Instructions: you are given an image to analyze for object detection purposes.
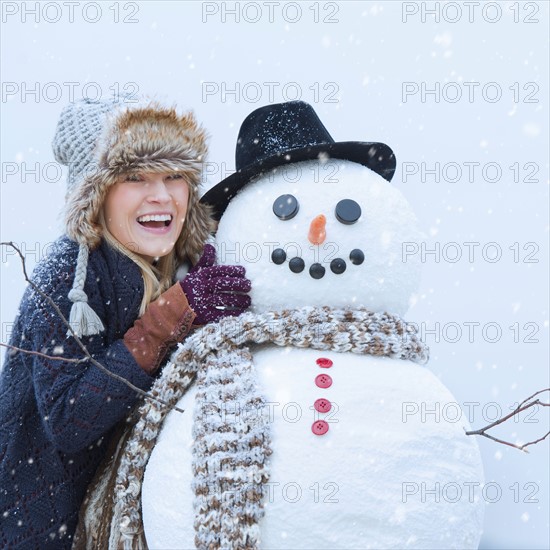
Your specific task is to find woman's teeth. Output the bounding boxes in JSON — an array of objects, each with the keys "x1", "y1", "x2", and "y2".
[
  {"x1": 137, "y1": 214, "x2": 173, "y2": 228},
  {"x1": 137, "y1": 214, "x2": 172, "y2": 223}
]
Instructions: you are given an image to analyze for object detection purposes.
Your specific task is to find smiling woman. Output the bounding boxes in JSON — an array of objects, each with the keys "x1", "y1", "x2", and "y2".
[
  {"x1": 103, "y1": 172, "x2": 190, "y2": 262},
  {"x1": 0, "y1": 95, "x2": 251, "y2": 549}
]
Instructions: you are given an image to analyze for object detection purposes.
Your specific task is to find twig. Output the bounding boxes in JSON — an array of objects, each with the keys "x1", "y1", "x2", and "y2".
[
  {"x1": 0, "y1": 342, "x2": 88, "y2": 364},
  {"x1": 520, "y1": 431, "x2": 550, "y2": 451},
  {"x1": 518, "y1": 388, "x2": 550, "y2": 409},
  {"x1": 465, "y1": 388, "x2": 550, "y2": 452},
  {"x1": 1, "y1": 241, "x2": 183, "y2": 413}
]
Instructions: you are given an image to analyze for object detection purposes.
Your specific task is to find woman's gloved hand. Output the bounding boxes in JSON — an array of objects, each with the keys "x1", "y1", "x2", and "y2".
[
  {"x1": 180, "y1": 244, "x2": 252, "y2": 324},
  {"x1": 123, "y1": 283, "x2": 195, "y2": 375}
]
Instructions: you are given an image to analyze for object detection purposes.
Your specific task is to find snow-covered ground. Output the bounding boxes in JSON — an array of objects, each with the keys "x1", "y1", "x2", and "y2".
[{"x1": 1, "y1": 2, "x2": 548, "y2": 548}]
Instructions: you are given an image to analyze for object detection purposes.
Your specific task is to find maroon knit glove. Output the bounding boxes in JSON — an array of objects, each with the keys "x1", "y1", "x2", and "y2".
[{"x1": 180, "y1": 244, "x2": 251, "y2": 324}]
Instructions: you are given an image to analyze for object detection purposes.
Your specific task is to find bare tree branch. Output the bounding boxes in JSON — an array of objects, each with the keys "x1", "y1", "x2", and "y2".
[
  {"x1": 1, "y1": 241, "x2": 183, "y2": 414},
  {"x1": 465, "y1": 388, "x2": 550, "y2": 452},
  {"x1": 518, "y1": 388, "x2": 550, "y2": 409},
  {"x1": 520, "y1": 431, "x2": 550, "y2": 451},
  {"x1": 0, "y1": 342, "x2": 88, "y2": 364}
]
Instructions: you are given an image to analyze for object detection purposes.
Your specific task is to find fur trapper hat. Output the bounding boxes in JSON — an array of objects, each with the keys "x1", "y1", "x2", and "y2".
[{"x1": 52, "y1": 95, "x2": 214, "y2": 337}]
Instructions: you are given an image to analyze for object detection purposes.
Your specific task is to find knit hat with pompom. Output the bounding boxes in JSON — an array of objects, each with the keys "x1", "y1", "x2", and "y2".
[{"x1": 52, "y1": 94, "x2": 213, "y2": 337}]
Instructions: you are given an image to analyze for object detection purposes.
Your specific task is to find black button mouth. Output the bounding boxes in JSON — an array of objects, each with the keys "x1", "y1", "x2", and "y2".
[
  {"x1": 289, "y1": 257, "x2": 305, "y2": 273},
  {"x1": 270, "y1": 249, "x2": 364, "y2": 279},
  {"x1": 309, "y1": 263, "x2": 326, "y2": 279}
]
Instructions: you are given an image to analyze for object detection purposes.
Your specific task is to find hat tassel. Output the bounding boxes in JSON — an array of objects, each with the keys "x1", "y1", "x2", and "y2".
[{"x1": 67, "y1": 245, "x2": 105, "y2": 338}]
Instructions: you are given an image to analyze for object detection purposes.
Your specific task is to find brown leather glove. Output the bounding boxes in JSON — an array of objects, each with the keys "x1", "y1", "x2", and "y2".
[{"x1": 123, "y1": 283, "x2": 196, "y2": 375}]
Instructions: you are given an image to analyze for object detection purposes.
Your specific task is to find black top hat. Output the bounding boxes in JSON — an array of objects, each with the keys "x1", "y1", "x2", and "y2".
[{"x1": 201, "y1": 101, "x2": 396, "y2": 220}]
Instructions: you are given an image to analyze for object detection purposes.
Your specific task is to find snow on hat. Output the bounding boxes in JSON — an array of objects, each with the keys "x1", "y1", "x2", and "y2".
[{"x1": 52, "y1": 94, "x2": 212, "y2": 337}]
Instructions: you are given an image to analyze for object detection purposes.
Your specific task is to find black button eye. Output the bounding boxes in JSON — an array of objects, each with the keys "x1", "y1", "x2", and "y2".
[
  {"x1": 273, "y1": 194, "x2": 299, "y2": 220},
  {"x1": 335, "y1": 199, "x2": 361, "y2": 225}
]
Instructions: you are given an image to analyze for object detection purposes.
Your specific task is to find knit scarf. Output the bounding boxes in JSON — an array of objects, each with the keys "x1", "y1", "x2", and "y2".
[{"x1": 73, "y1": 306, "x2": 429, "y2": 550}]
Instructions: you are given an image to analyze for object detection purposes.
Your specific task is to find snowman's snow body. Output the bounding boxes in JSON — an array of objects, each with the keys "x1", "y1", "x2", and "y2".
[{"x1": 142, "y1": 160, "x2": 484, "y2": 549}]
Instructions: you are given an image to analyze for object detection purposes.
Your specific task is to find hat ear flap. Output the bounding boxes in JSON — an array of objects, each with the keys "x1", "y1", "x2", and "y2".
[
  {"x1": 176, "y1": 192, "x2": 215, "y2": 265},
  {"x1": 65, "y1": 170, "x2": 117, "y2": 248}
]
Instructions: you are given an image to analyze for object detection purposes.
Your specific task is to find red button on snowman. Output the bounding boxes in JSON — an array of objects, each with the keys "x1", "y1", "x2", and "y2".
[{"x1": 312, "y1": 358, "x2": 334, "y2": 435}]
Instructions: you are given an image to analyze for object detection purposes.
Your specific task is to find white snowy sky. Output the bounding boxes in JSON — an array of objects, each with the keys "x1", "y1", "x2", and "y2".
[{"x1": 1, "y1": 1, "x2": 549, "y2": 548}]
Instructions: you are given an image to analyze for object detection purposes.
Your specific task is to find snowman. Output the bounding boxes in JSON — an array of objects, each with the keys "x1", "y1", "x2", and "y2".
[{"x1": 109, "y1": 102, "x2": 484, "y2": 549}]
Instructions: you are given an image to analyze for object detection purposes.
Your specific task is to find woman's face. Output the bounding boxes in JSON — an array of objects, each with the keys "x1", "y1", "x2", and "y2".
[{"x1": 103, "y1": 172, "x2": 190, "y2": 262}]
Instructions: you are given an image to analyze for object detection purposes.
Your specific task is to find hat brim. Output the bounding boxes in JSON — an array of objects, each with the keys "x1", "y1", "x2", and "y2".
[{"x1": 201, "y1": 141, "x2": 395, "y2": 220}]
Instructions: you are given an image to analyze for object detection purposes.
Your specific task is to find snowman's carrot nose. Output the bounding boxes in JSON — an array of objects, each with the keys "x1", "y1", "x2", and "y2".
[{"x1": 308, "y1": 214, "x2": 326, "y2": 245}]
